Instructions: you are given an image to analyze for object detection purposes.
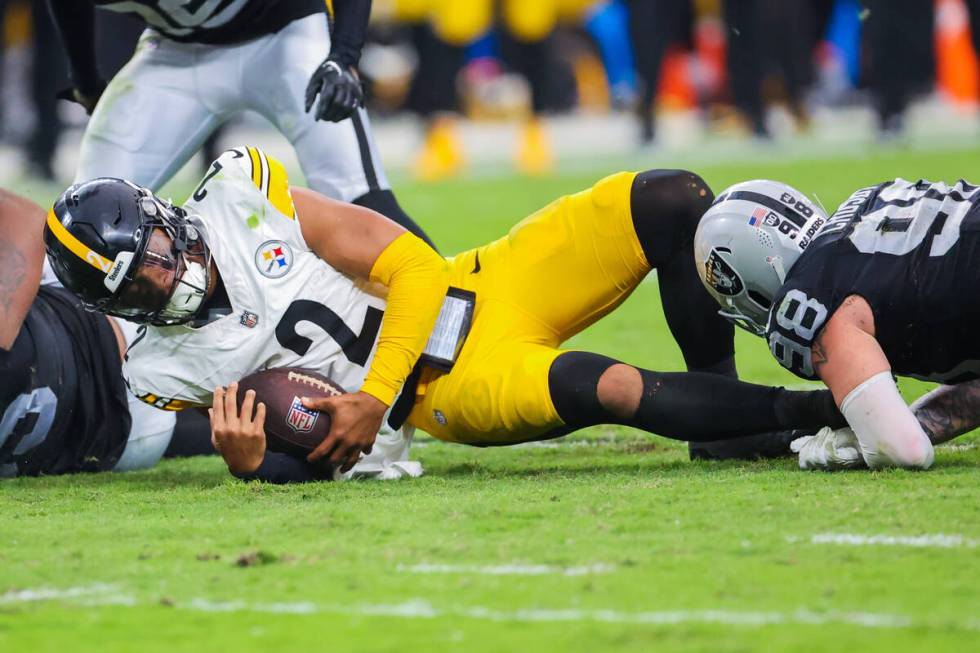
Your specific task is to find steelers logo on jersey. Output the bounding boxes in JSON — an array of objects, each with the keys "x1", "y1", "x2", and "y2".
[{"x1": 255, "y1": 240, "x2": 293, "y2": 278}]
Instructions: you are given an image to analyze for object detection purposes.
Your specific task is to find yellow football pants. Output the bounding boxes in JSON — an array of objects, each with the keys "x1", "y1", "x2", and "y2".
[
  {"x1": 390, "y1": 0, "x2": 601, "y2": 44},
  {"x1": 407, "y1": 171, "x2": 650, "y2": 444}
]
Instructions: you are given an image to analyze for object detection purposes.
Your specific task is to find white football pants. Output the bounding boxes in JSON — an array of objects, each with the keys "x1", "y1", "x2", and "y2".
[
  {"x1": 75, "y1": 13, "x2": 390, "y2": 202},
  {"x1": 111, "y1": 319, "x2": 176, "y2": 472}
]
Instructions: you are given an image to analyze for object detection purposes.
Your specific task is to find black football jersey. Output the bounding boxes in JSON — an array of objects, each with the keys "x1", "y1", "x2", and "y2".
[
  {"x1": 0, "y1": 287, "x2": 131, "y2": 476},
  {"x1": 766, "y1": 178, "x2": 980, "y2": 383},
  {"x1": 94, "y1": 0, "x2": 324, "y2": 44}
]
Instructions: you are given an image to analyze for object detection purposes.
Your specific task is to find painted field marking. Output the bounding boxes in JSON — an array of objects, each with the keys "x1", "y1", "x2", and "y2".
[
  {"x1": 414, "y1": 438, "x2": 623, "y2": 450},
  {"x1": 804, "y1": 533, "x2": 979, "y2": 549},
  {"x1": 3, "y1": 585, "x2": 979, "y2": 632},
  {"x1": 0, "y1": 584, "x2": 118, "y2": 604},
  {"x1": 396, "y1": 563, "x2": 615, "y2": 576},
  {"x1": 942, "y1": 443, "x2": 977, "y2": 452}
]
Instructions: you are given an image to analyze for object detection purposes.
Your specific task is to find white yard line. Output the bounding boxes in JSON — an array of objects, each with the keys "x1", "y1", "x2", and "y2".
[
  {"x1": 942, "y1": 443, "x2": 977, "y2": 452},
  {"x1": 413, "y1": 437, "x2": 632, "y2": 450},
  {"x1": 805, "y1": 533, "x2": 979, "y2": 549},
  {"x1": 3, "y1": 584, "x2": 978, "y2": 632},
  {"x1": 0, "y1": 584, "x2": 118, "y2": 604},
  {"x1": 396, "y1": 563, "x2": 615, "y2": 576}
]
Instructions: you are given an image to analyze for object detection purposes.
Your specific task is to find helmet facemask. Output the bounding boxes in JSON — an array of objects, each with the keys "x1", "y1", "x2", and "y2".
[{"x1": 104, "y1": 192, "x2": 213, "y2": 326}]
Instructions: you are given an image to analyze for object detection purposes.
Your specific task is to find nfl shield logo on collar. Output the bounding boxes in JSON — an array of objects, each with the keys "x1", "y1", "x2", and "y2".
[
  {"x1": 286, "y1": 396, "x2": 318, "y2": 433},
  {"x1": 239, "y1": 310, "x2": 259, "y2": 328}
]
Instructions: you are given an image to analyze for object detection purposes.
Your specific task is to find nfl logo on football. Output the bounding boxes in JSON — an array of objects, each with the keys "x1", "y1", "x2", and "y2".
[{"x1": 286, "y1": 396, "x2": 318, "y2": 433}]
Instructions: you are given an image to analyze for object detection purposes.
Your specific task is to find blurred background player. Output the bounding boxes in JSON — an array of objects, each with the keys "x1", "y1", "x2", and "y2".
[
  {"x1": 392, "y1": 0, "x2": 584, "y2": 178},
  {"x1": 44, "y1": 0, "x2": 433, "y2": 247},
  {"x1": 0, "y1": 0, "x2": 66, "y2": 180},
  {"x1": 0, "y1": 1, "x2": 973, "y2": 183}
]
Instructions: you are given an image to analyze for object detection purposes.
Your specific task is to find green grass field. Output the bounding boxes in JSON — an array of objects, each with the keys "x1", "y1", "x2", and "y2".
[{"x1": 3, "y1": 145, "x2": 980, "y2": 652}]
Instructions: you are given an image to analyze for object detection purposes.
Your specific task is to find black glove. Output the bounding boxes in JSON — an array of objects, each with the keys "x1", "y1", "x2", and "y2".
[
  {"x1": 56, "y1": 79, "x2": 107, "y2": 115},
  {"x1": 304, "y1": 57, "x2": 364, "y2": 123}
]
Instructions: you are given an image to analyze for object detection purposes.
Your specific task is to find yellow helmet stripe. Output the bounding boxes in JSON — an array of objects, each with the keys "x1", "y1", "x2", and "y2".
[{"x1": 46, "y1": 209, "x2": 112, "y2": 273}]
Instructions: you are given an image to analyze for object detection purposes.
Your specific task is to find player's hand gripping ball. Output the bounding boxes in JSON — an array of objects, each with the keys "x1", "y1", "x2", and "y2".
[{"x1": 236, "y1": 368, "x2": 346, "y2": 458}]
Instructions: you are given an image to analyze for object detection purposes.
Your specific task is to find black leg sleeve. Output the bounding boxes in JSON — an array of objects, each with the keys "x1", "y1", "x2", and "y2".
[
  {"x1": 233, "y1": 452, "x2": 334, "y2": 484},
  {"x1": 629, "y1": 169, "x2": 735, "y2": 371},
  {"x1": 627, "y1": 370, "x2": 844, "y2": 442},
  {"x1": 548, "y1": 352, "x2": 845, "y2": 440},
  {"x1": 166, "y1": 412, "x2": 332, "y2": 481},
  {"x1": 352, "y1": 188, "x2": 438, "y2": 252},
  {"x1": 164, "y1": 410, "x2": 216, "y2": 458}
]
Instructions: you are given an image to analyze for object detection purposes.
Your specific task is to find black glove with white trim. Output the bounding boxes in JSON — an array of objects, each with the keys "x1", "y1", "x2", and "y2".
[{"x1": 305, "y1": 56, "x2": 364, "y2": 123}]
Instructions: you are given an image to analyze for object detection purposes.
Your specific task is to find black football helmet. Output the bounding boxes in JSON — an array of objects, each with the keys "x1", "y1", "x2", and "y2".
[{"x1": 45, "y1": 178, "x2": 212, "y2": 326}]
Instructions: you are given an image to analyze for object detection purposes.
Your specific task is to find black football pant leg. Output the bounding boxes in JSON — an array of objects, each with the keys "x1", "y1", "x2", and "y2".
[
  {"x1": 966, "y1": 0, "x2": 980, "y2": 61},
  {"x1": 863, "y1": 0, "x2": 936, "y2": 129},
  {"x1": 164, "y1": 410, "x2": 215, "y2": 457},
  {"x1": 499, "y1": 31, "x2": 573, "y2": 114},
  {"x1": 627, "y1": 0, "x2": 693, "y2": 142},
  {"x1": 28, "y1": 0, "x2": 66, "y2": 177},
  {"x1": 629, "y1": 169, "x2": 735, "y2": 374},
  {"x1": 406, "y1": 23, "x2": 465, "y2": 117},
  {"x1": 721, "y1": 0, "x2": 767, "y2": 136}
]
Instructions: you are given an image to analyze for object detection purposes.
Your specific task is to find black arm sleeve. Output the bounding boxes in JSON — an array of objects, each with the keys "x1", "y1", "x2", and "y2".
[
  {"x1": 232, "y1": 452, "x2": 334, "y2": 484},
  {"x1": 46, "y1": 0, "x2": 101, "y2": 93},
  {"x1": 328, "y1": 0, "x2": 372, "y2": 68}
]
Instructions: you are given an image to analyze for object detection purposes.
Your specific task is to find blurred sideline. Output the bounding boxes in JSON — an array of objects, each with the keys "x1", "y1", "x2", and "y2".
[{"x1": 1, "y1": 96, "x2": 978, "y2": 194}]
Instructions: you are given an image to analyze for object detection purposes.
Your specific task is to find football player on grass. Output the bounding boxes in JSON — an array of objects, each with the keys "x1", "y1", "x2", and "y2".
[
  {"x1": 48, "y1": 147, "x2": 854, "y2": 483},
  {"x1": 696, "y1": 178, "x2": 980, "y2": 470},
  {"x1": 46, "y1": 0, "x2": 433, "y2": 248},
  {"x1": 0, "y1": 189, "x2": 176, "y2": 476}
]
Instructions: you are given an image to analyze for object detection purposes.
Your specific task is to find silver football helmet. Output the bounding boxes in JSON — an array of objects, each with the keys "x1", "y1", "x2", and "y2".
[{"x1": 693, "y1": 179, "x2": 828, "y2": 335}]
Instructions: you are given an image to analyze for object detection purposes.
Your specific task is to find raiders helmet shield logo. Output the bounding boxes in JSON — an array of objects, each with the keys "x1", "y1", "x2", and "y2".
[
  {"x1": 705, "y1": 249, "x2": 744, "y2": 296},
  {"x1": 286, "y1": 396, "x2": 318, "y2": 433}
]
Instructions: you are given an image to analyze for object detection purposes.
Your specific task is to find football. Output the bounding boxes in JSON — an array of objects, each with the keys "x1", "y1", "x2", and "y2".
[{"x1": 236, "y1": 367, "x2": 345, "y2": 458}]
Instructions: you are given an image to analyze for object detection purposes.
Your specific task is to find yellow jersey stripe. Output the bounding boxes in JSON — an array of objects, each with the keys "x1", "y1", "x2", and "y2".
[
  {"x1": 258, "y1": 149, "x2": 270, "y2": 197},
  {"x1": 263, "y1": 153, "x2": 296, "y2": 219},
  {"x1": 45, "y1": 209, "x2": 112, "y2": 273},
  {"x1": 164, "y1": 399, "x2": 191, "y2": 411},
  {"x1": 247, "y1": 147, "x2": 263, "y2": 191}
]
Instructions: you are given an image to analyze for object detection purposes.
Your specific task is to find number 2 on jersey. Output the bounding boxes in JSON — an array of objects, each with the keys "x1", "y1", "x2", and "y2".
[{"x1": 275, "y1": 300, "x2": 384, "y2": 367}]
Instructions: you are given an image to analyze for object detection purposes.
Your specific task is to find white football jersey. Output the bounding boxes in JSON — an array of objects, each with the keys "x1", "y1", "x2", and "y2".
[{"x1": 123, "y1": 147, "x2": 414, "y2": 476}]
